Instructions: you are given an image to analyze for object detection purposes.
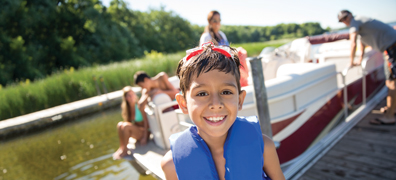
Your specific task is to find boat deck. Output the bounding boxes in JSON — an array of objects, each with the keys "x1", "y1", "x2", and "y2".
[{"x1": 298, "y1": 98, "x2": 396, "y2": 180}]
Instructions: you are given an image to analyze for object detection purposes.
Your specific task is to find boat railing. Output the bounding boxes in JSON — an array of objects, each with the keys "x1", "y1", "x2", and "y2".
[
  {"x1": 339, "y1": 55, "x2": 371, "y2": 118},
  {"x1": 283, "y1": 51, "x2": 381, "y2": 179}
]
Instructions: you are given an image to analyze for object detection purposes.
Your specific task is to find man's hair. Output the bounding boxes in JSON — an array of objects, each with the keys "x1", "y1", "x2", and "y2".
[
  {"x1": 134, "y1": 71, "x2": 150, "y2": 85},
  {"x1": 341, "y1": 10, "x2": 351, "y2": 15},
  {"x1": 176, "y1": 45, "x2": 242, "y2": 96},
  {"x1": 338, "y1": 10, "x2": 352, "y2": 22}
]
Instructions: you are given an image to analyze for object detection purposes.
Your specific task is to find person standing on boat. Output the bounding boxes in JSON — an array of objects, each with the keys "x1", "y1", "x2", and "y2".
[
  {"x1": 161, "y1": 42, "x2": 285, "y2": 180},
  {"x1": 338, "y1": 10, "x2": 396, "y2": 125},
  {"x1": 113, "y1": 86, "x2": 148, "y2": 160},
  {"x1": 200, "y1": 11, "x2": 249, "y2": 87}
]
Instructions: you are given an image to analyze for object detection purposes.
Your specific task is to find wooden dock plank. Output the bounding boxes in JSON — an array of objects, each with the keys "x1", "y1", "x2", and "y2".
[
  {"x1": 320, "y1": 155, "x2": 396, "y2": 179},
  {"x1": 299, "y1": 98, "x2": 396, "y2": 180},
  {"x1": 348, "y1": 127, "x2": 396, "y2": 141},
  {"x1": 310, "y1": 160, "x2": 388, "y2": 180},
  {"x1": 325, "y1": 140, "x2": 396, "y2": 170},
  {"x1": 334, "y1": 138, "x2": 396, "y2": 161},
  {"x1": 309, "y1": 160, "x2": 356, "y2": 180},
  {"x1": 343, "y1": 131, "x2": 396, "y2": 149}
]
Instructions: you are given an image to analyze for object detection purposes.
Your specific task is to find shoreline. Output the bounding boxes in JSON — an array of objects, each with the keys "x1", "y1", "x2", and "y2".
[{"x1": 0, "y1": 87, "x2": 141, "y2": 139}]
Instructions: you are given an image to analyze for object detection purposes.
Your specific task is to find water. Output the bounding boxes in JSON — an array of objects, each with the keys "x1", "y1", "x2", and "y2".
[{"x1": 0, "y1": 108, "x2": 156, "y2": 180}]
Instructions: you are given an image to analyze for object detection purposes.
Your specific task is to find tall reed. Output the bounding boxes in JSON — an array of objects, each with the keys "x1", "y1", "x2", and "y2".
[
  {"x1": 0, "y1": 51, "x2": 184, "y2": 120},
  {"x1": 0, "y1": 41, "x2": 286, "y2": 120}
]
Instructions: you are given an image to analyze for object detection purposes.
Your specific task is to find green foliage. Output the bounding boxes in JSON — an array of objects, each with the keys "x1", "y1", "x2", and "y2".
[
  {"x1": 0, "y1": 52, "x2": 184, "y2": 120},
  {"x1": 222, "y1": 22, "x2": 326, "y2": 44},
  {"x1": 232, "y1": 39, "x2": 292, "y2": 56},
  {"x1": 0, "y1": 0, "x2": 328, "y2": 120},
  {"x1": 0, "y1": 0, "x2": 326, "y2": 87},
  {"x1": 0, "y1": 0, "x2": 198, "y2": 87}
]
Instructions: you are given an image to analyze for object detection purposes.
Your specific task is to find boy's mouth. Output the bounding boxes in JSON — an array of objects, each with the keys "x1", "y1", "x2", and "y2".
[{"x1": 203, "y1": 115, "x2": 227, "y2": 125}]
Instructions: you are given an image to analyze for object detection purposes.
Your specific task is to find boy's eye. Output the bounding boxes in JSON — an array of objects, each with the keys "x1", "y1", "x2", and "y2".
[
  {"x1": 197, "y1": 92, "x2": 208, "y2": 96},
  {"x1": 221, "y1": 90, "x2": 233, "y2": 95}
]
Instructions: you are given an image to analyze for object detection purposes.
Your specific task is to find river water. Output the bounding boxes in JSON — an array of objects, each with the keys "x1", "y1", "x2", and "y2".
[{"x1": 0, "y1": 107, "x2": 156, "y2": 180}]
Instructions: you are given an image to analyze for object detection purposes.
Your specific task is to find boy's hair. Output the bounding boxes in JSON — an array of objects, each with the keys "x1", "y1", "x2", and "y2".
[
  {"x1": 177, "y1": 45, "x2": 241, "y2": 96},
  {"x1": 134, "y1": 71, "x2": 151, "y2": 85}
]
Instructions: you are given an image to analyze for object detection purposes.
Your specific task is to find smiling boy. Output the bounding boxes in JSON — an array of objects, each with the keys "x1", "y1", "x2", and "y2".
[{"x1": 160, "y1": 42, "x2": 285, "y2": 180}]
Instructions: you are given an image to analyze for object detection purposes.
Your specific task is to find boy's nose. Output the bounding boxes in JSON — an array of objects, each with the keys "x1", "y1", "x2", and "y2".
[{"x1": 209, "y1": 94, "x2": 224, "y2": 109}]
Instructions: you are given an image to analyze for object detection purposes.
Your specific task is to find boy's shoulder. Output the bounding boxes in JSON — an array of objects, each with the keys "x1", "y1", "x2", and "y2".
[
  {"x1": 234, "y1": 116, "x2": 260, "y2": 127},
  {"x1": 236, "y1": 116, "x2": 259, "y2": 122},
  {"x1": 169, "y1": 126, "x2": 195, "y2": 146}
]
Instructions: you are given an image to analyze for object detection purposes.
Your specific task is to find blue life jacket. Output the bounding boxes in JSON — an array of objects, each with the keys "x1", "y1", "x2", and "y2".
[{"x1": 169, "y1": 116, "x2": 271, "y2": 180}]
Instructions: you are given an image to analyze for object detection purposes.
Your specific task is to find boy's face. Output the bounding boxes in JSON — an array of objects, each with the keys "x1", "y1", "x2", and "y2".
[{"x1": 176, "y1": 70, "x2": 246, "y2": 140}]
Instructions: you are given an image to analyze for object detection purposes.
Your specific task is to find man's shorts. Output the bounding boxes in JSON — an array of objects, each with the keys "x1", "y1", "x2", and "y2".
[{"x1": 385, "y1": 41, "x2": 396, "y2": 80}]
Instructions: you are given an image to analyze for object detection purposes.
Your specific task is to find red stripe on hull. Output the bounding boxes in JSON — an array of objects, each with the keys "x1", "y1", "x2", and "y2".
[
  {"x1": 276, "y1": 67, "x2": 385, "y2": 164},
  {"x1": 347, "y1": 67, "x2": 385, "y2": 105},
  {"x1": 271, "y1": 111, "x2": 304, "y2": 136},
  {"x1": 276, "y1": 95, "x2": 343, "y2": 163}
]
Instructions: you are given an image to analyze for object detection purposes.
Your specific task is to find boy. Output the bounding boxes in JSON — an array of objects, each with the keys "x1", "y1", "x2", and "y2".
[
  {"x1": 161, "y1": 42, "x2": 285, "y2": 179},
  {"x1": 134, "y1": 71, "x2": 179, "y2": 145}
]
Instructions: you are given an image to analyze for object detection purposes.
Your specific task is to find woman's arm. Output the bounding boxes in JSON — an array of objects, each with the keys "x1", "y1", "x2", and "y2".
[
  {"x1": 161, "y1": 150, "x2": 178, "y2": 180},
  {"x1": 199, "y1": 32, "x2": 212, "y2": 46},
  {"x1": 137, "y1": 88, "x2": 150, "y2": 145},
  {"x1": 262, "y1": 134, "x2": 285, "y2": 180}
]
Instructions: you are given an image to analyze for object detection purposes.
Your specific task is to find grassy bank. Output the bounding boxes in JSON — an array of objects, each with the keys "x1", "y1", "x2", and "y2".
[
  {"x1": 0, "y1": 40, "x2": 288, "y2": 120},
  {"x1": 0, "y1": 51, "x2": 183, "y2": 120},
  {"x1": 233, "y1": 38, "x2": 293, "y2": 56}
]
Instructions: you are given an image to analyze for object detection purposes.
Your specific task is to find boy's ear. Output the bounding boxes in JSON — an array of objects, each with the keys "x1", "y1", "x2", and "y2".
[
  {"x1": 238, "y1": 90, "x2": 246, "y2": 110},
  {"x1": 175, "y1": 93, "x2": 188, "y2": 114}
]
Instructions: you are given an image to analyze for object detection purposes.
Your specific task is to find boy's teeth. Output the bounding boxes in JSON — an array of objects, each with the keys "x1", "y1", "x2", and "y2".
[{"x1": 207, "y1": 116, "x2": 224, "y2": 122}]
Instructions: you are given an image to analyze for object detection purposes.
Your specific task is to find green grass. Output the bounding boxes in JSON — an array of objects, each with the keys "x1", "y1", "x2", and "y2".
[
  {"x1": 232, "y1": 39, "x2": 293, "y2": 56},
  {"x1": 0, "y1": 51, "x2": 184, "y2": 120},
  {"x1": 0, "y1": 40, "x2": 290, "y2": 120}
]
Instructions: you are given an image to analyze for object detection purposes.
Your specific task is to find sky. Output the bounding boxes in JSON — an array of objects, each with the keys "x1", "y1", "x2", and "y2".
[{"x1": 101, "y1": 0, "x2": 396, "y2": 29}]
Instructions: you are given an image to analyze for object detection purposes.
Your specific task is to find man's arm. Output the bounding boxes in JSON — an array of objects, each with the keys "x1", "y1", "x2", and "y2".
[
  {"x1": 158, "y1": 73, "x2": 179, "y2": 100},
  {"x1": 357, "y1": 41, "x2": 366, "y2": 65},
  {"x1": 349, "y1": 32, "x2": 358, "y2": 67},
  {"x1": 262, "y1": 135, "x2": 285, "y2": 180}
]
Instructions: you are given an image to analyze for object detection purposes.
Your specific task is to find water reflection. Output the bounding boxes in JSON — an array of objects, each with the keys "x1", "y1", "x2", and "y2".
[{"x1": 0, "y1": 108, "x2": 156, "y2": 180}]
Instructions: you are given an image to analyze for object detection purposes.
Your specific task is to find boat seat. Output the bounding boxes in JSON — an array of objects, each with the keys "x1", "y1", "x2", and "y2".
[
  {"x1": 168, "y1": 76, "x2": 180, "y2": 89},
  {"x1": 146, "y1": 93, "x2": 180, "y2": 150},
  {"x1": 241, "y1": 63, "x2": 338, "y2": 120}
]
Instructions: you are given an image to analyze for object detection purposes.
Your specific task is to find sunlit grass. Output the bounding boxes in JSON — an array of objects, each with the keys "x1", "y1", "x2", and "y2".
[
  {"x1": 232, "y1": 38, "x2": 293, "y2": 56},
  {"x1": 0, "y1": 40, "x2": 289, "y2": 120},
  {"x1": 0, "y1": 52, "x2": 184, "y2": 120}
]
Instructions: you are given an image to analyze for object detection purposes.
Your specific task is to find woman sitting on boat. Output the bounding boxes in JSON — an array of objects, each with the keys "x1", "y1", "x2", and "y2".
[
  {"x1": 200, "y1": 10, "x2": 229, "y2": 46},
  {"x1": 200, "y1": 10, "x2": 249, "y2": 87},
  {"x1": 113, "y1": 86, "x2": 148, "y2": 160}
]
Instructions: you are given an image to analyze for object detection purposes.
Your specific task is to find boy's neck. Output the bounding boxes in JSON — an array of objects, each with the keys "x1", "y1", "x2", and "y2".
[{"x1": 201, "y1": 133, "x2": 227, "y2": 153}]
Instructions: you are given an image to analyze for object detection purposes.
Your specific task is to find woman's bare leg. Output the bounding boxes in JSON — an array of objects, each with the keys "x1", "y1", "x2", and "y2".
[{"x1": 113, "y1": 122, "x2": 144, "y2": 159}]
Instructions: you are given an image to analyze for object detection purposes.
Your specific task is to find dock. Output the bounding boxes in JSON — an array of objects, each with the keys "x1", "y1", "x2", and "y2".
[{"x1": 297, "y1": 97, "x2": 396, "y2": 180}]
